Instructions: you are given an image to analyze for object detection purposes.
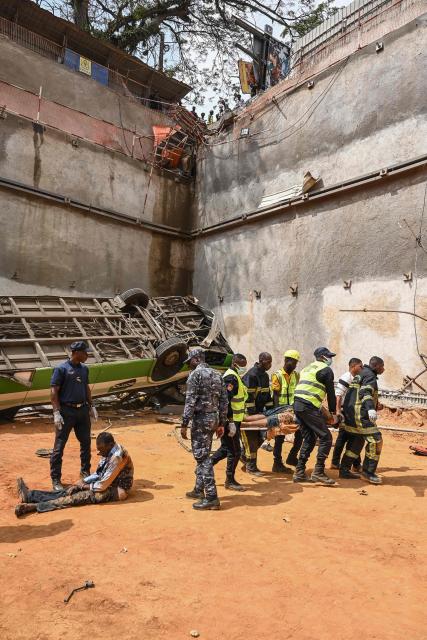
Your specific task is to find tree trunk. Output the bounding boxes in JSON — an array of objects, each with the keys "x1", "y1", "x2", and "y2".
[{"x1": 72, "y1": 0, "x2": 90, "y2": 30}]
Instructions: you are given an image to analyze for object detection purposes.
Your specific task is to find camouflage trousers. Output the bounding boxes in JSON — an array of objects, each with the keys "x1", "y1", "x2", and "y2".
[
  {"x1": 191, "y1": 414, "x2": 218, "y2": 500},
  {"x1": 27, "y1": 487, "x2": 119, "y2": 513}
]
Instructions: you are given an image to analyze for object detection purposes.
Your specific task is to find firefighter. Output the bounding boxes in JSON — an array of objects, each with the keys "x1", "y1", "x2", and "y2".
[
  {"x1": 340, "y1": 356, "x2": 385, "y2": 484},
  {"x1": 241, "y1": 352, "x2": 273, "y2": 476},
  {"x1": 271, "y1": 349, "x2": 301, "y2": 473},
  {"x1": 293, "y1": 347, "x2": 337, "y2": 485},
  {"x1": 211, "y1": 353, "x2": 247, "y2": 491},
  {"x1": 330, "y1": 357, "x2": 363, "y2": 470}
]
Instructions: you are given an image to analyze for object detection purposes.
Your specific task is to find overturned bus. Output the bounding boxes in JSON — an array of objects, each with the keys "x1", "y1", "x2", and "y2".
[{"x1": 0, "y1": 289, "x2": 232, "y2": 419}]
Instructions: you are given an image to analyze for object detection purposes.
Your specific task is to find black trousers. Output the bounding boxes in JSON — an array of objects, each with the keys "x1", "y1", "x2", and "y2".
[
  {"x1": 273, "y1": 429, "x2": 303, "y2": 464},
  {"x1": 50, "y1": 405, "x2": 91, "y2": 481},
  {"x1": 211, "y1": 423, "x2": 242, "y2": 482},
  {"x1": 241, "y1": 429, "x2": 263, "y2": 469},
  {"x1": 294, "y1": 405, "x2": 332, "y2": 473},
  {"x1": 332, "y1": 428, "x2": 362, "y2": 467}
]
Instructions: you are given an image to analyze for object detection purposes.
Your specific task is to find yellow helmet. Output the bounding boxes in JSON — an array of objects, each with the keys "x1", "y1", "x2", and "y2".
[{"x1": 284, "y1": 349, "x2": 300, "y2": 361}]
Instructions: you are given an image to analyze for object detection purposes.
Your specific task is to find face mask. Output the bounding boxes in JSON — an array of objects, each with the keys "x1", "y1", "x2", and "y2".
[
  {"x1": 324, "y1": 357, "x2": 333, "y2": 367},
  {"x1": 236, "y1": 366, "x2": 247, "y2": 376}
]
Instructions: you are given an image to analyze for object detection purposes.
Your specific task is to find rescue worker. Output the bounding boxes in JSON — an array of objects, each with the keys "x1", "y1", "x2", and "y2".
[
  {"x1": 241, "y1": 352, "x2": 273, "y2": 476},
  {"x1": 330, "y1": 357, "x2": 363, "y2": 470},
  {"x1": 211, "y1": 353, "x2": 247, "y2": 492},
  {"x1": 340, "y1": 356, "x2": 385, "y2": 484},
  {"x1": 271, "y1": 349, "x2": 301, "y2": 473},
  {"x1": 293, "y1": 347, "x2": 337, "y2": 485},
  {"x1": 181, "y1": 348, "x2": 228, "y2": 510},
  {"x1": 50, "y1": 340, "x2": 98, "y2": 491}
]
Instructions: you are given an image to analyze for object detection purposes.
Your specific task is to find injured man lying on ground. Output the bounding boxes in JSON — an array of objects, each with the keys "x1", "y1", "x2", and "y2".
[{"x1": 15, "y1": 432, "x2": 134, "y2": 518}]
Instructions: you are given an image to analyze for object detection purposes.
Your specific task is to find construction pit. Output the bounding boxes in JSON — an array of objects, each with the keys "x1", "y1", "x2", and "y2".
[{"x1": 0, "y1": 407, "x2": 426, "y2": 640}]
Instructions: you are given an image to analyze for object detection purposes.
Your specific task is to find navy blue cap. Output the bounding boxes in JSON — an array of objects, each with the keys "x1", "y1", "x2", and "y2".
[
  {"x1": 314, "y1": 346, "x2": 336, "y2": 359},
  {"x1": 70, "y1": 340, "x2": 91, "y2": 352}
]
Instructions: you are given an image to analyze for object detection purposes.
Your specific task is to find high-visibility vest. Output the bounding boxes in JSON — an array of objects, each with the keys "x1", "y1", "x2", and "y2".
[
  {"x1": 294, "y1": 361, "x2": 328, "y2": 408},
  {"x1": 274, "y1": 369, "x2": 299, "y2": 406},
  {"x1": 224, "y1": 368, "x2": 248, "y2": 422}
]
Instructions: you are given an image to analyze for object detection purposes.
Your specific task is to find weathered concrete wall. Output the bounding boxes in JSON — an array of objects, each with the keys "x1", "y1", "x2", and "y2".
[
  {"x1": 0, "y1": 37, "x2": 193, "y2": 297},
  {"x1": 193, "y1": 10, "x2": 427, "y2": 389}
]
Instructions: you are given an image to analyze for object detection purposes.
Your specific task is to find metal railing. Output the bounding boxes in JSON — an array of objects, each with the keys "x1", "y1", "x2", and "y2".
[{"x1": 0, "y1": 16, "x2": 63, "y2": 61}]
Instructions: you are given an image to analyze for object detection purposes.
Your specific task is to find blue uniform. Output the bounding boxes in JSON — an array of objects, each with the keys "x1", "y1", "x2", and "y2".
[
  {"x1": 50, "y1": 360, "x2": 89, "y2": 404},
  {"x1": 50, "y1": 359, "x2": 91, "y2": 482}
]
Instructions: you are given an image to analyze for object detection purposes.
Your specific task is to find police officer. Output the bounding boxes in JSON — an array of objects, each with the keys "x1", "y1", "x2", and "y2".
[
  {"x1": 211, "y1": 353, "x2": 247, "y2": 492},
  {"x1": 50, "y1": 341, "x2": 98, "y2": 491},
  {"x1": 241, "y1": 352, "x2": 273, "y2": 476},
  {"x1": 271, "y1": 349, "x2": 301, "y2": 473},
  {"x1": 181, "y1": 348, "x2": 228, "y2": 510},
  {"x1": 293, "y1": 347, "x2": 337, "y2": 485},
  {"x1": 340, "y1": 356, "x2": 385, "y2": 484}
]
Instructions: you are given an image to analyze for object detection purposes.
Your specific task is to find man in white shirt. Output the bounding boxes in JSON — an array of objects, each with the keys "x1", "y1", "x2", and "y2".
[{"x1": 331, "y1": 358, "x2": 363, "y2": 470}]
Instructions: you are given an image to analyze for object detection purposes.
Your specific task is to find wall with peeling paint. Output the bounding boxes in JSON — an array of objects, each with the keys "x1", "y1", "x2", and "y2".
[
  {"x1": 193, "y1": 10, "x2": 427, "y2": 389},
  {"x1": 0, "y1": 37, "x2": 193, "y2": 298}
]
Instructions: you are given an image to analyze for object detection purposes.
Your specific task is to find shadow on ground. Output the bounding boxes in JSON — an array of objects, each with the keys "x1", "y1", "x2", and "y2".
[{"x1": 0, "y1": 518, "x2": 74, "y2": 543}]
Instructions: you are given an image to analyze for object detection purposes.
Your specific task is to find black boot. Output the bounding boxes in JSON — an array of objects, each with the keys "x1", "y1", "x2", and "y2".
[
  {"x1": 293, "y1": 462, "x2": 311, "y2": 483},
  {"x1": 362, "y1": 472, "x2": 382, "y2": 485},
  {"x1": 225, "y1": 479, "x2": 245, "y2": 491},
  {"x1": 192, "y1": 497, "x2": 221, "y2": 510},
  {"x1": 339, "y1": 454, "x2": 361, "y2": 479},
  {"x1": 186, "y1": 488, "x2": 204, "y2": 499},
  {"x1": 52, "y1": 479, "x2": 64, "y2": 492},
  {"x1": 246, "y1": 461, "x2": 264, "y2": 477},
  {"x1": 311, "y1": 465, "x2": 336, "y2": 486},
  {"x1": 272, "y1": 460, "x2": 293, "y2": 474}
]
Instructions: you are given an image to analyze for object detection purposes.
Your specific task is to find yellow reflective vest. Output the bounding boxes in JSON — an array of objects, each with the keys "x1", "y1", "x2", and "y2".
[
  {"x1": 273, "y1": 369, "x2": 300, "y2": 406},
  {"x1": 223, "y1": 368, "x2": 248, "y2": 422},
  {"x1": 294, "y1": 361, "x2": 328, "y2": 408}
]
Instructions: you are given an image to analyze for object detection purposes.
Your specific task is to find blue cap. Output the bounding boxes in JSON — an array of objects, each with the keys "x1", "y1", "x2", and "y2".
[
  {"x1": 314, "y1": 346, "x2": 336, "y2": 359},
  {"x1": 70, "y1": 340, "x2": 91, "y2": 352}
]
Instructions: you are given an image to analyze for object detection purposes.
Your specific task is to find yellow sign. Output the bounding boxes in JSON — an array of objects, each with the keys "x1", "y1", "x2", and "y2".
[
  {"x1": 238, "y1": 60, "x2": 255, "y2": 94},
  {"x1": 79, "y1": 56, "x2": 92, "y2": 76}
]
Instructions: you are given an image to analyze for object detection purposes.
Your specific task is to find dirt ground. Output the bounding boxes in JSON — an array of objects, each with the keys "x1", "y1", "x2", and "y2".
[{"x1": 0, "y1": 413, "x2": 426, "y2": 640}]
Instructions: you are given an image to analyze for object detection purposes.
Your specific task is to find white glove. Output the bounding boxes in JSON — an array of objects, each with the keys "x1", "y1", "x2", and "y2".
[
  {"x1": 90, "y1": 406, "x2": 99, "y2": 421},
  {"x1": 53, "y1": 410, "x2": 64, "y2": 429},
  {"x1": 228, "y1": 422, "x2": 237, "y2": 437},
  {"x1": 368, "y1": 409, "x2": 377, "y2": 423}
]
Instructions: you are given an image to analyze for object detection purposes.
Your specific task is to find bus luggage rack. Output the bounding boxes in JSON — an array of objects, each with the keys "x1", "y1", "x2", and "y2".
[{"x1": 0, "y1": 295, "x2": 228, "y2": 372}]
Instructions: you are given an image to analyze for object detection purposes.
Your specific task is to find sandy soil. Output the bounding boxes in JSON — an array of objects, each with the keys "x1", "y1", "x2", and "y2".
[{"x1": 0, "y1": 413, "x2": 426, "y2": 640}]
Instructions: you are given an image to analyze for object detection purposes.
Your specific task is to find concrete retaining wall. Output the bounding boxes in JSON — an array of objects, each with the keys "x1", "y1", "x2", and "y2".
[
  {"x1": 193, "y1": 10, "x2": 427, "y2": 389},
  {"x1": 0, "y1": 36, "x2": 193, "y2": 297}
]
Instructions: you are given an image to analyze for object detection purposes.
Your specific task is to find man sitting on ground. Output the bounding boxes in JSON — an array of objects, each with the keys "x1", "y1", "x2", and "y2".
[{"x1": 15, "y1": 432, "x2": 133, "y2": 517}]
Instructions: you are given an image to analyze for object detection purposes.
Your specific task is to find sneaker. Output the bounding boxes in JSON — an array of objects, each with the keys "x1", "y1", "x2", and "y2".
[
  {"x1": 225, "y1": 480, "x2": 246, "y2": 492},
  {"x1": 310, "y1": 472, "x2": 336, "y2": 486},
  {"x1": 16, "y1": 477, "x2": 29, "y2": 503},
  {"x1": 186, "y1": 489, "x2": 204, "y2": 499},
  {"x1": 272, "y1": 461, "x2": 293, "y2": 474},
  {"x1": 362, "y1": 472, "x2": 382, "y2": 485},
  {"x1": 339, "y1": 470, "x2": 361, "y2": 479},
  {"x1": 52, "y1": 480, "x2": 64, "y2": 492},
  {"x1": 192, "y1": 497, "x2": 221, "y2": 511},
  {"x1": 15, "y1": 503, "x2": 37, "y2": 518},
  {"x1": 293, "y1": 472, "x2": 312, "y2": 483},
  {"x1": 261, "y1": 442, "x2": 274, "y2": 452}
]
